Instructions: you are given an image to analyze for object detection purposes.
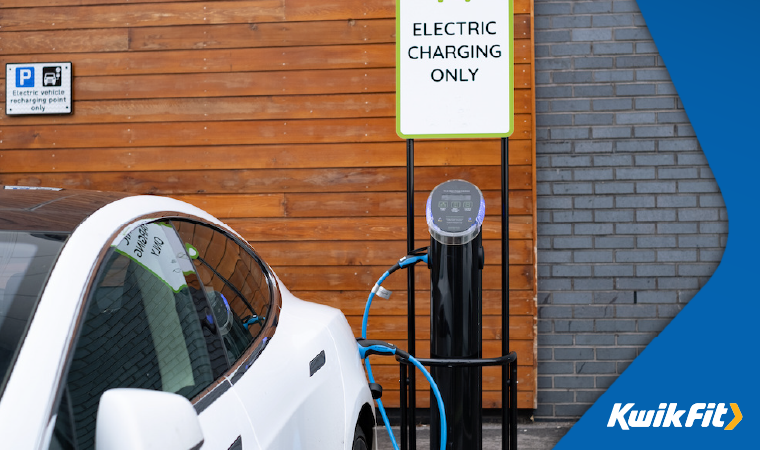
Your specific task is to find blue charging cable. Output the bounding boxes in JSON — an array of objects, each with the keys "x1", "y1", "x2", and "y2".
[
  {"x1": 357, "y1": 340, "x2": 447, "y2": 450},
  {"x1": 358, "y1": 253, "x2": 447, "y2": 450},
  {"x1": 361, "y1": 254, "x2": 428, "y2": 340},
  {"x1": 242, "y1": 315, "x2": 264, "y2": 329}
]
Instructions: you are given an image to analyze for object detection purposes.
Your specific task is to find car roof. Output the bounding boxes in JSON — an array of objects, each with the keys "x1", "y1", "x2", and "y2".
[{"x1": 0, "y1": 187, "x2": 135, "y2": 233}]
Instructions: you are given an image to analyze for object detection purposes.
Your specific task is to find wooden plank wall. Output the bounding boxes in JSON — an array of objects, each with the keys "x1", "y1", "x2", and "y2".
[{"x1": 0, "y1": 0, "x2": 537, "y2": 409}]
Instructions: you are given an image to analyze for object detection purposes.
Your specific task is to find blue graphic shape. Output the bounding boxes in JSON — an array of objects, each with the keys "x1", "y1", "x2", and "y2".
[
  {"x1": 555, "y1": 1, "x2": 757, "y2": 448},
  {"x1": 15, "y1": 67, "x2": 34, "y2": 88}
]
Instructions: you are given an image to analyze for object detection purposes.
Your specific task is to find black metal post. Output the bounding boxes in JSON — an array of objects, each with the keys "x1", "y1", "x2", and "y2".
[
  {"x1": 400, "y1": 363, "x2": 407, "y2": 450},
  {"x1": 429, "y1": 231, "x2": 483, "y2": 450},
  {"x1": 406, "y1": 138, "x2": 417, "y2": 450},
  {"x1": 501, "y1": 137, "x2": 510, "y2": 450},
  {"x1": 510, "y1": 359, "x2": 518, "y2": 450}
]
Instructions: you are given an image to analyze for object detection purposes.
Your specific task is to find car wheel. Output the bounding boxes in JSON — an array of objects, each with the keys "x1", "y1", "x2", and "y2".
[{"x1": 352, "y1": 422, "x2": 369, "y2": 450}]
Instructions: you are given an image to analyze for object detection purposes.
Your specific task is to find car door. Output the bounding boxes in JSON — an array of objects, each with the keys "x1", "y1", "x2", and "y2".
[
  {"x1": 171, "y1": 219, "x2": 350, "y2": 449},
  {"x1": 170, "y1": 219, "x2": 284, "y2": 442},
  {"x1": 47, "y1": 220, "x2": 259, "y2": 450}
]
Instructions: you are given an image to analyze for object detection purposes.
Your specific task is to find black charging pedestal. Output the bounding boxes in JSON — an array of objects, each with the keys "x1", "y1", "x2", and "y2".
[
  {"x1": 399, "y1": 139, "x2": 517, "y2": 450},
  {"x1": 427, "y1": 179, "x2": 485, "y2": 450}
]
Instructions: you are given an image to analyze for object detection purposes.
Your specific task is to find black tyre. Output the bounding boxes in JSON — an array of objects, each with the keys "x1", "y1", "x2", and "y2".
[{"x1": 352, "y1": 422, "x2": 369, "y2": 450}]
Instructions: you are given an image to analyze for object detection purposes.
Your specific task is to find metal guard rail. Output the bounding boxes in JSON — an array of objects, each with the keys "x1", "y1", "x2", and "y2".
[{"x1": 395, "y1": 352, "x2": 518, "y2": 450}]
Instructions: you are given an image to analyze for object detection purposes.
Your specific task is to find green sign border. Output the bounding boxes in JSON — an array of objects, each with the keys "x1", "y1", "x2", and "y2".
[{"x1": 395, "y1": 0, "x2": 515, "y2": 139}]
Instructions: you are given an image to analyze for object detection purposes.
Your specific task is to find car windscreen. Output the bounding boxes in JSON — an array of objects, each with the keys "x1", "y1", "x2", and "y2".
[{"x1": 0, "y1": 232, "x2": 68, "y2": 400}]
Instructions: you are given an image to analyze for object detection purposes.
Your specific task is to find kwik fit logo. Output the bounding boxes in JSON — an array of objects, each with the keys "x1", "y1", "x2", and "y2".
[{"x1": 608, "y1": 403, "x2": 742, "y2": 430}]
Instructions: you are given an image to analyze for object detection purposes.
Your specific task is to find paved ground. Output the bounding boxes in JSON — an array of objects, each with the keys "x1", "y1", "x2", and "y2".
[{"x1": 374, "y1": 422, "x2": 574, "y2": 450}]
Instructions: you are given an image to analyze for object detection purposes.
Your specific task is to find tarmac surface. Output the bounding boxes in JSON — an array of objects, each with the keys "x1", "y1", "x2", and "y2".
[{"x1": 374, "y1": 422, "x2": 574, "y2": 450}]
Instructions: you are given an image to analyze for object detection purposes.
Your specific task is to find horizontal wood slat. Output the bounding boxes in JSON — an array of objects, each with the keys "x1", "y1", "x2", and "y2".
[
  {"x1": 375, "y1": 376, "x2": 535, "y2": 406},
  {"x1": 382, "y1": 390, "x2": 535, "y2": 410},
  {"x1": 0, "y1": 17, "x2": 530, "y2": 57},
  {"x1": 365, "y1": 341, "x2": 535, "y2": 366},
  {"x1": 369, "y1": 365, "x2": 535, "y2": 390},
  {"x1": 0, "y1": 28, "x2": 129, "y2": 54},
  {"x1": 0, "y1": 0, "x2": 531, "y2": 31},
  {"x1": 0, "y1": 167, "x2": 530, "y2": 194},
  {"x1": 374, "y1": 370, "x2": 534, "y2": 394},
  {"x1": 226, "y1": 216, "x2": 534, "y2": 241},
  {"x1": 0, "y1": 90, "x2": 534, "y2": 125},
  {"x1": 1, "y1": 43, "x2": 396, "y2": 75},
  {"x1": 170, "y1": 190, "x2": 534, "y2": 216},
  {"x1": 515, "y1": 13, "x2": 531, "y2": 40},
  {"x1": 279, "y1": 0, "x2": 394, "y2": 23},
  {"x1": 246, "y1": 239, "x2": 533, "y2": 265},
  {"x1": 0, "y1": 140, "x2": 533, "y2": 171},
  {"x1": 0, "y1": 1, "x2": 290, "y2": 32},
  {"x1": 0, "y1": 94, "x2": 397, "y2": 124},
  {"x1": 0, "y1": 117, "x2": 533, "y2": 149},
  {"x1": 1, "y1": 68, "x2": 391, "y2": 101},
  {"x1": 370, "y1": 365, "x2": 537, "y2": 406},
  {"x1": 292, "y1": 290, "x2": 536, "y2": 317},
  {"x1": 131, "y1": 19, "x2": 398, "y2": 51},
  {"x1": 275, "y1": 265, "x2": 533, "y2": 291},
  {"x1": 0, "y1": 47, "x2": 533, "y2": 79},
  {"x1": 0, "y1": 67, "x2": 532, "y2": 101},
  {"x1": 287, "y1": 0, "x2": 533, "y2": 21},
  {"x1": 0, "y1": 0, "x2": 528, "y2": 13},
  {"x1": 2, "y1": 0, "x2": 218, "y2": 7},
  {"x1": 0, "y1": 181, "x2": 536, "y2": 216},
  {"x1": 345, "y1": 314, "x2": 533, "y2": 340}
]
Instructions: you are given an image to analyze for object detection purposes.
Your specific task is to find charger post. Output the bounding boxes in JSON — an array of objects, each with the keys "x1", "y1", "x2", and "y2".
[
  {"x1": 394, "y1": 1, "x2": 517, "y2": 448},
  {"x1": 426, "y1": 180, "x2": 485, "y2": 449}
]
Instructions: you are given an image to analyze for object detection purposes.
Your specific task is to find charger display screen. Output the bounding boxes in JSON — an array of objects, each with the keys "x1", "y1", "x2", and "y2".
[{"x1": 440, "y1": 194, "x2": 472, "y2": 201}]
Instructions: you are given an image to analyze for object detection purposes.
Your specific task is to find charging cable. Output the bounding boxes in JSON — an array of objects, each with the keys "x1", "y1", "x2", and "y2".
[
  {"x1": 242, "y1": 315, "x2": 264, "y2": 329},
  {"x1": 361, "y1": 252, "x2": 428, "y2": 340},
  {"x1": 357, "y1": 339, "x2": 447, "y2": 450},
  {"x1": 358, "y1": 250, "x2": 446, "y2": 450}
]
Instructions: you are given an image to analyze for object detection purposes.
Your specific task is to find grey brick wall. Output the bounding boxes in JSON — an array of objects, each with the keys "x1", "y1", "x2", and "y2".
[{"x1": 534, "y1": 0, "x2": 728, "y2": 419}]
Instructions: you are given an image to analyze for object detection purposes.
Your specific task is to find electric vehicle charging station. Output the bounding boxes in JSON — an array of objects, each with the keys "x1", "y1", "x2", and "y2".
[
  {"x1": 426, "y1": 180, "x2": 486, "y2": 450},
  {"x1": 358, "y1": 175, "x2": 518, "y2": 450},
  {"x1": 386, "y1": 1, "x2": 518, "y2": 448}
]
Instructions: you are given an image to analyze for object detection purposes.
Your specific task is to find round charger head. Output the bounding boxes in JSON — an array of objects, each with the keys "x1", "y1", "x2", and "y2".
[{"x1": 426, "y1": 179, "x2": 486, "y2": 245}]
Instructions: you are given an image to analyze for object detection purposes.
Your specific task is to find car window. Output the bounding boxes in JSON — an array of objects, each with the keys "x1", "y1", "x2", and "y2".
[
  {"x1": 172, "y1": 220, "x2": 272, "y2": 363},
  {"x1": 0, "y1": 232, "x2": 68, "y2": 401},
  {"x1": 51, "y1": 222, "x2": 226, "y2": 450}
]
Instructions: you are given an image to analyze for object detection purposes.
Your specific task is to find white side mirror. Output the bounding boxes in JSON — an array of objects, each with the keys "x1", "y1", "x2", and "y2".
[{"x1": 96, "y1": 388, "x2": 204, "y2": 450}]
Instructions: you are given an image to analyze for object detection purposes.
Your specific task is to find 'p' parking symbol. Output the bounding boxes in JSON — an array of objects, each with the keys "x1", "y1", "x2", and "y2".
[{"x1": 16, "y1": 67, "x2": 34, "y2": 88}]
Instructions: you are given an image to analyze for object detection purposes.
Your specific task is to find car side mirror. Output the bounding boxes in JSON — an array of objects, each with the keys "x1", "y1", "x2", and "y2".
[{"x1": 96, "y1": 388, "x2": 204, "y2": 450}]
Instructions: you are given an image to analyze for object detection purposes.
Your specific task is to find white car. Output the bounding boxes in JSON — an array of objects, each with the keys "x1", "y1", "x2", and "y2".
[{"x1": 0, "y1": 187, "x2": 374, "y2": 450}]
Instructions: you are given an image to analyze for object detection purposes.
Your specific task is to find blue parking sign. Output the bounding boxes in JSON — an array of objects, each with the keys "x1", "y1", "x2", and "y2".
[{"x1": 16, "y1": 67, "x2": 34, "y2": 87}]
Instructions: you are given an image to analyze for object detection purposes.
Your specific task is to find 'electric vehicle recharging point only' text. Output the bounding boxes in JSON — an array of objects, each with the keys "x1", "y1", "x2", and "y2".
[{"x1": 426, "y1": 179, "x2": 486, "y2": 450}]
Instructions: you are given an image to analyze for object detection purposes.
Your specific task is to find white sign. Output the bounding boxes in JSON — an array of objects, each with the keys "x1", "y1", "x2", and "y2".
[
  {"x1": 396, "y1": 0, "x2": 513, "y2": 138},
  {"x1": 114, "y1": 222, "x2": 194, "y2": 293},
  {"x1": 6, "y1": 62, "x2": 72, "y2": 115}
]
